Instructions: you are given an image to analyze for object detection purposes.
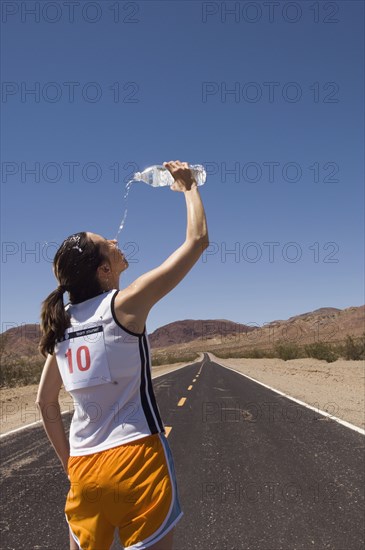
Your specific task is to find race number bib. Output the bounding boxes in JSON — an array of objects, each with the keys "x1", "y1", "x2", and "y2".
[{"x1": 56, "y1": 325, "x2": 113, "y2": 391}]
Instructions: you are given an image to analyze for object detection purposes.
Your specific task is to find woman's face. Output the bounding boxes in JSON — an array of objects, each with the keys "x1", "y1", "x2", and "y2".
[{"x1": 87, "y1": 232, "x2": 129, "y2": 275}]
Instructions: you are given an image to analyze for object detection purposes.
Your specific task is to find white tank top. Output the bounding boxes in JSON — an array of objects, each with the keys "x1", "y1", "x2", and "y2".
[{"x1": 54, "y1": 289, "x2": 165, "y2": 456}]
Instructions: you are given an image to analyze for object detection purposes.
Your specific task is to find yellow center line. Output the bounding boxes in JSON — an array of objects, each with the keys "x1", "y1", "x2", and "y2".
[{"x1": 165, "y1": 368, "x2": 204, "y2": 437}]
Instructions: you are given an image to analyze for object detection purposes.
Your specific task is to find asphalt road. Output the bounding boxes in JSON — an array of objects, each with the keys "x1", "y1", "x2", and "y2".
[{"x1": 1, "y1": 353, "x2": 364, "y2": 550}]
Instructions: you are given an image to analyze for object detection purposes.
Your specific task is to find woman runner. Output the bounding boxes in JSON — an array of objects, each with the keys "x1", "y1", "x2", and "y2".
[{"x1": 36, "y1": 160, "x2": 209, "y2": 550}]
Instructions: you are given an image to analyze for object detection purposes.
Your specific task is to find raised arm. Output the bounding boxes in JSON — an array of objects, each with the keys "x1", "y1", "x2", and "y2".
[{"x1": 116, "y1": 161, "x2": 209, "y2": 320}]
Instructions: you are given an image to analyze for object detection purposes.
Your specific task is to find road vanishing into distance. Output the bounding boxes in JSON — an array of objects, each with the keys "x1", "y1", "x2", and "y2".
[{"x1": 1, "y1": 353, "x2": 364, "y2": 550}]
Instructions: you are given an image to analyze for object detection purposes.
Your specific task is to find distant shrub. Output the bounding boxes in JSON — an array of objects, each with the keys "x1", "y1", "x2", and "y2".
[
  {"x1": 211, "y1": 349, "x2": 245, "y2": 359},
  {"x1": 201, "y1": 334, "x2": 364, "y2": 364},
  {"x1": 212, "y1": 349, "x2": 241, "y2": 359},
  {"x1": 304, "y1": 342, "x2": 339, "y2": 363},
  {"x1": 213, "y1": 347, "x2": 276, "y2": 360},
  {"x1": 274, "y1": 342, "x2": 301, "y2": 361},
  {"x1": 151, "y1": 351, "x2": 199, "y2": 367},
  {"x1": 0, "y1": 358, "x2": 44, "y2": 387},
  {"x1": 244, "y1": 348, "x2": 276, "y2": 359},
  {"x1": 212, "y1": 348, "x2": 266, "y2": 359},
  {"x1": 342, "y1": 333, "x2": 365, "y2": 360}
]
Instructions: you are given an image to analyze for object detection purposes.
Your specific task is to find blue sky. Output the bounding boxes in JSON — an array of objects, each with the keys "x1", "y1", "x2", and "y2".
[{"x1": 1, "y1": 0, "x2": 364, "y2": 335}]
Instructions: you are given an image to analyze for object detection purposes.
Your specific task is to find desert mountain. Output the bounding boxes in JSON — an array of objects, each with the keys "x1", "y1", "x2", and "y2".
[
  {"x1": 148, "y1": 319, "x2": 255, "y2": 348},
  {"x1": 1, "y1": 306, "x2": 364, "y2": 365}
]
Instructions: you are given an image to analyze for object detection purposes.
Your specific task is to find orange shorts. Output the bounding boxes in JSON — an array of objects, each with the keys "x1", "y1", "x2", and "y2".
[{"x1": 65, "y1": 433, "x2": 183, "y2": 550}]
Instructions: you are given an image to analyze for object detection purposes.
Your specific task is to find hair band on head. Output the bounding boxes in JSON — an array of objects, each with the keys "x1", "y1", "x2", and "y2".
[{"x1": 57, "y1": 285, "x2": 67, "y2": 293}]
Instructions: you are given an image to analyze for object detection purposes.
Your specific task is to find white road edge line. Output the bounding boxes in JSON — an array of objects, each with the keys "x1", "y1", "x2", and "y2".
[
  {"x1": 207, "y1": 353, "x2": 365, "y2": 436},
  {"x1": 0, "y1": 353, "x2": 205, "y2": 439}
]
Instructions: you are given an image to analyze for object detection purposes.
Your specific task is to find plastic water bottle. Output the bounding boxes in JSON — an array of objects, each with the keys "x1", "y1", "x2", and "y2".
[{"x1": 133, "y1": 164, "x2": 206, "y2": 187}]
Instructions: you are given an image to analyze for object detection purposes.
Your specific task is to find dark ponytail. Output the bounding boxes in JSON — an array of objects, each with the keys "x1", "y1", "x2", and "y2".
[
  {"x1": 39, "y1": 286, "x2": 70, "y2": 357},
  {"x1": 39, "y1": 232, "x2": 108, "y2": 357}
]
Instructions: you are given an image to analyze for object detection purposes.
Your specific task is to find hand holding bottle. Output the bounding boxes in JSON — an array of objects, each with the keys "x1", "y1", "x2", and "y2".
[
  {"x1": 132, "y1": 162, "x2": 206, "y2": 187},
  {"x1": 163, "y1": 160, "x2": 198, "y2": 192}
]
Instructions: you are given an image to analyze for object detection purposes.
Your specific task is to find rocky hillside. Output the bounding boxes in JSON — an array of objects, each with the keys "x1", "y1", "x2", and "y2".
[
  {"x1": 1, "y1": 306, "x2": 364, "y2": 366},
  {"x1": 148, "y1": 319, "x2": 256, "y2": 348}
]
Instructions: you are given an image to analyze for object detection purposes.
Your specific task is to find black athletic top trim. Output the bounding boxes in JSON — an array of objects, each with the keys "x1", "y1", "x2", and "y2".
[
  {"x1": 142, "y1": 334, "x2": 165, "y2": 433},
  {"x1": 138, "y1": 336, "x2": 158, "y2": 434},
  {"x1": 111, "y1": 290, "x2": 146, "y2": 337}
]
